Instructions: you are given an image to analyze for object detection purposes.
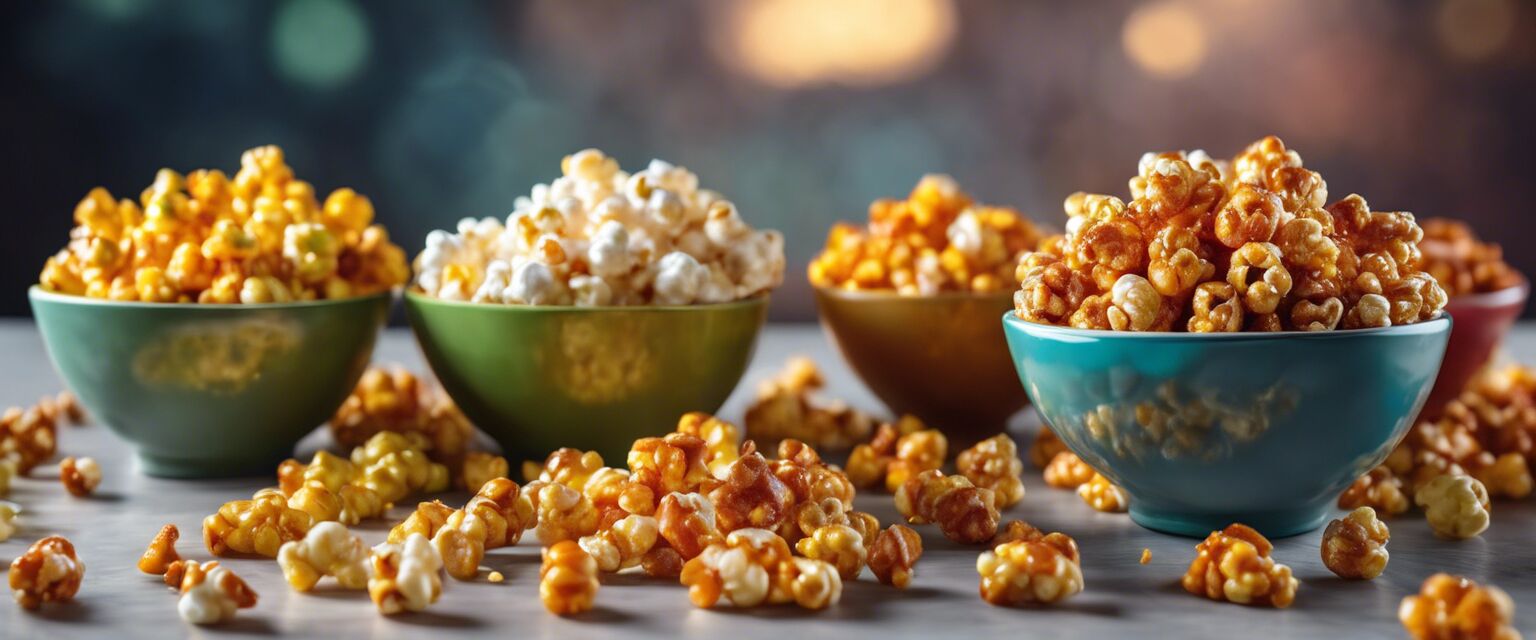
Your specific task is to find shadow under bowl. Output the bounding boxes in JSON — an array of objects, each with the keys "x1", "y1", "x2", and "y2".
[
  {"x1": 404, "y1": 292, "x2": 767, "y2": 463},
  {"x1": 1424, "y1": 281, "x2": 1528, "y2": 416},
  {"x1": 28, "y1": 287, "x2": 391, "y2": 478},
  {"x1": 814, "y1": 287, "x2": 1028, "y2": 446},
  {"x1": 1002, "y1": 312, "x2": 1451, "y2": 538}
]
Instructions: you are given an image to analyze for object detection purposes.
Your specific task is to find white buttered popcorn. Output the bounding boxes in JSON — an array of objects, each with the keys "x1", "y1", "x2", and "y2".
[
  {"x1": 414, "y1": 149, "x2": 784, "y2": 306},
  {"x1": 277, "y1": 522, "x2": 371, "y2": 592},
  {"x1": 368, "y1": 533, "x2": 443, "y2": 615},
  {"x1": 176, "y1": 561, "x2": 258, "y2": 625}
]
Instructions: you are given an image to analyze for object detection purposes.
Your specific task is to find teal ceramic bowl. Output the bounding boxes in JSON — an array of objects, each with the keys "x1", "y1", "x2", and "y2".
[
  {"x1": 29, "y1": 287, "x2": 390, "y2": 478},
  {"x1": 404, "y1": 291, "x2": 768, "y2": 463},
  {"x1": 1002, "y1": 312, "x2": 1451, "y2": 537}
]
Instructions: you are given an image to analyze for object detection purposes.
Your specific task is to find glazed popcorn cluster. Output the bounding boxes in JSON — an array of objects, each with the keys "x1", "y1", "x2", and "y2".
[
  {"x1": 1181, "y1": 524, "x2": 1296, "y2": 608},
  {"x1": 1340, "y1": 363, "x2": 1536, "y2": 537},
  {"x1": 414, "y1": 149, "x2": 785, "y2": 306},
  {"x1": 1399, "y1": 573, "x2": 1521, "y2": 640},
  {"x1": 808, "y1": 175, "x2": 1046, "y2": 295},
  {"x1": 328, "y1": 365, "x2": 475, "y2": 481},
  {"x1": 743, "y1": 357, "x2": 875, "y2": 452},
  {"x1": 1418, "y1": 218, "x2": 1523, "y2": 297},
  {"x1": 39, "y1": 146, "x2": 408, "y2": 303},
  {"x1": 1014, "y1": 136, "x2": 1447, "y2": 332},
  {"x1": 1029, "y1": 427, "x2": 1132, "y2": 513}
]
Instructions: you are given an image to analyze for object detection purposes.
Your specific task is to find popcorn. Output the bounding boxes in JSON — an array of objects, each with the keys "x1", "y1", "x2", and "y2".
[
  {"x1": 656, "y1": 492, "x2": 721, "y2": 560},
  {"x1": 329, "y1": 366, "x2": 473, "y2": 473},
  {"x1": 1399, "y1": 573, "x2": 1519, "y2": 640},
  {"x1": 1014, "y1": 136, "x2": 1446, "y2": 332},
  {"x1": 1320, "y1": 507, "x2": 1390, "y2": 580},
  {"x1": 809, "y1": 175, "x2": 1045, "y2": 295},
  {"x1": 894, "y1": 469, "x2": 1000, "y2": 544},
  {"x1": 1043, "y1": 451, "x2": 1096, "y2": 489},
  {"x1": 1416, "y1": 474, "x2": 1491, "y2": 539},
  {"x1": 1, "y1": 401, "x2": 59, "y2": 474},
  {"x1": 541, "y1": 541, "x2": 599, "y2": 616},
  {"x1": 976, "y1": 532, "x2": 1083, "y2": 606},
  {"x1": 956, "y1": 434, "x2": 1026, "y2": 508},
  {"x1": 535, "y1": 482, "x2": 599, "y2": 546},
  {"x1": 578, "y1": 514, "x2": 660, "y2": 573},
  {"x1": 0, "y1": 502, "x2": 17, "y2": 542},
  {"x1": 38, "y1": 146, "x2": 408, "y2": 303},
  {"x1": 0, "y1": 458, "x2": 13, "y2": 498},
  {"x1": 8, "y1": 535, "x2": 85, "y2": 610},
  {"x1": 743, "y1": 357, "x2": 874, "y2": 452},
  {"x1": 351, "y1": 431, "x2": 451, "y2": 504},
  {"x1": 707, "y1": 450, "x2": 794, "y2": 534},
  {"x1": 1419, "y1": 218, "x2": 1523, "y2": 297},
  {"x1": 673, "y1": 412, "x2": 743, "y2": 480},
  {"x1": 278, "y1": 522, "x2": 371, "y2": 591},
  {"x1": 1338, "y1": 466, "x2": 1410, "y2": 516},
  {"x1": 794, "y1": 524, "x2": 867, "y2": 580},
  {"x1": 460, "y1": 452, "x2": 510, "y2": 493},
  {"x1": 1077, "y1": 473, "x2": 1129, "y2": 513},
  {"x1": 203, "y1": 488, "x2": 314, "y2": 558},
  {"x1": 138, "y1": 524, "x2": 182, "y2": 575},
  {"x1": 414, "y1": 149, "x2": 783, "y2": 306},
  {"x1": 1181, "y1": 524, "x2": 1296, "y2": 608},
  {"x1": 868, "y1": 524, "x2": 924, "y2": 588},
  {"x1": 368, "y1": 534, "x2": 443, "y2": 615},
  {"x1": 175, "y1": 560, "x2": 257, "y2": 625},
  {"x1": 680, "y1": 528, "x2": 841, "y2": 610}
]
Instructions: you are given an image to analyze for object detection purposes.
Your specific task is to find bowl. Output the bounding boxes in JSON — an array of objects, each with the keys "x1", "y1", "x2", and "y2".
[
  {"x1": 29, "y1": 287, "x2": 391, "y2": 478},
  {"x1": 1002, "y1": 312, "x2": 1451, "y2": 537},
  {"x1": 1422, "y1": 280, "x2": 1528, "y2": 416},
  {"x1": 404, "y1": 291, "x2": 767, "y2": 463},
  {"x1": 814, "y1": 287, "x2": 1029, "y2": 446}
]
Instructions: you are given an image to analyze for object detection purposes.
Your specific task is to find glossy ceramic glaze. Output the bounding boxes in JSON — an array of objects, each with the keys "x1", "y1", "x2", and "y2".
[
  {"x1": 1002, "y1": 312, "x2": 1452, "y2": 537},
  {"x1": 29, "y1": 287, "x2": 390, "y2": 478},
  {"x1": 405, "y1": 292, "x2": 767, "y2": 462},
  {"x1": 814, "y1": 287, "x2": 1028, "y2": 446},
  {"x1": 1424, "y1": 281, "x2": 1528, "y2": 416}
]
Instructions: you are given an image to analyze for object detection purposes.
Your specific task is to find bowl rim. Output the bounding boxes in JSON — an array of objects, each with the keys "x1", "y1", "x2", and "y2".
[
  {"x1": 1442, "y1": 277, "x2": 1529, "y2": 310},
  {"x1": 1002, "y1": 310, "x2": 1451, "y2": 342},
  {"x1": 28, "y1": 285, "x2": 394, "y2": 310},
  {"x1": 403, "y1": 288, "x2": 771, "y2": 313},
  {"x1": 811, "y1": 284, "x2": 1015, "y2": 302}
]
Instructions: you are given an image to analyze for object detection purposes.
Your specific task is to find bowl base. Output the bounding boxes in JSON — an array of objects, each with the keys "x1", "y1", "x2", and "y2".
[
  {"x1": 1129, "y1": 502, "x2": 1331, "y2": 539},
  {"x1": 137, "y1": 451, "x2": 285, "y2": 479}
]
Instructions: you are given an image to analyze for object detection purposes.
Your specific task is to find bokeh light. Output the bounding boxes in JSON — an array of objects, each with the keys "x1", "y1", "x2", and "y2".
[
  {"x1": 711, "y1": 0, "x2": 957, "y2": 88},
  {"x1": 1436, "y1": 0, "x2": 1516, "y2": 62},
  {"x1": 271, "y1": 0, "x2": 371, "y2": 88},
  {"x1": 1121, "y1": 1, "x2": 1208, "y2": 79}
]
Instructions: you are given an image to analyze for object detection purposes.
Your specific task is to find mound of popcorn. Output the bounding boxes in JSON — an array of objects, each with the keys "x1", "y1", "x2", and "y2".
[
  {"x1": 39, "y1": 145, "x2": 408, "y2": 303},
  {"x1": 808, "y1": 175, "x2": 1046, "y2": 294},
  {"x1": 413, "y1": 149, "x2": 785, "y2": 306},
  {"x1": 1014, "y1": 136, "x2": 1447, "y2": 332},
  {"x1": 1418, "y1": 218, "x2": 1523, "y2": 298}
]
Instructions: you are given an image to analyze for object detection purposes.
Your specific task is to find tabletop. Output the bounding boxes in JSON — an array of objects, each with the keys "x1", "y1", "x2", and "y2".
[{"x1": 0, "y1": 319, "x2": 1532, "y2": 639}]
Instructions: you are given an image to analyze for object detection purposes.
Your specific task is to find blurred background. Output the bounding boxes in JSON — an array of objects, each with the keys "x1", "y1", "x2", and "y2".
[{"x1": 2, "y1": 0, "x2": 1533, "y2": 320}]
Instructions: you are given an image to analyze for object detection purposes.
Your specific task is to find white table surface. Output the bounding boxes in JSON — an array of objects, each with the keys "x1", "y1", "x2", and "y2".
[{"x1": 0, "y1": 319, "x2": 1532, "y2": 639}]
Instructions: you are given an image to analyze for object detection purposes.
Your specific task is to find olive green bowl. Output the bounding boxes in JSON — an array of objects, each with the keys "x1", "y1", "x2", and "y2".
[
  {"x1": 813, "y1": 286, "x2": 1029, "y2": 447},
  {"x1": 29, "y1": 287, "x2": 390, "y2": 478},
  {"x1": 404, "y1": 291, "x2": 768, "y2": 463}
]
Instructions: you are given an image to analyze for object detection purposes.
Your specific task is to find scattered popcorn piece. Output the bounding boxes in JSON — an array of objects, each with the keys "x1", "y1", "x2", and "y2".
[
  {"x1": 535, "y1": 482, "x2": 599, "y2": 546},
  {"x1": 540, "y1": 540, "x2": 599, "y2": 616},
  {"x1": 1338, "y1": 466, "x2": 1410, "y2": 516},
  {"x1": 0, "y1": 502, "x2": 17, "y2": 542},
  {"x1": 578, "y1": 514, "x2": 659, "y2": 573},
  {"x1": 976, "y1": 531, "x2": 1083, "y2": 606},
  {"x1": 1029, "y1": 427, "x2": 1069, "y2": 469},
  {"x1": 956, "y1": 434, "x2": 1026, "y2": 508},
  {"x1": 487, "y1": 570, "x2": 505, "y2": 583},
  {"x1": 0, "y1": 458, "x2": 14, "y2": 497},
  {"x1": 656, "y1": 492, "x2": 721, "y2": 560},
  {"x1": 681, "y1": 528, "x2": 840, "y2": 610},
  {"x1": 330, "y1": 366, "x2": 474, "y2": 475},
  {"x1": 867, "y1": 524, "x2": 924, "y2": 589},
  {"x1": 9, "y1": 535, "x2": 85, "y2": 610},
  {"x1": 742, "y1": 357, "x2": 873, "y2": 452},
  {"x1": 1140, "y1": 548, "x2": 1152, "y2": 565},
  {"x1": 138, "y1": 524, "x2": 182, "y2": 575},
  {"x1": 368, "y1": 533, "x2": 443, "y2": 615},
  {"x1": 1416, "y1": 474, "x2": 1491, "y2": 540},
  {"x1": 1182, "y1": 524, "x2": 1296, "y2": 608},
  {"x1": 1, "y1": 402, "x2": 59, "y2": 473},
  {"x1": 278, "y1": 522, "x2": 370, "y2": 592},
  {"x1": 175, "y1": 560, "x2": 257, "y2": 625},
  {"x1": 895, "y1": 469, "x2": 1000, "y2": 544},
  {"x1": 885, "y1": 428, "x2": 947, "y2": 494},
  {"x1": 1077, "y1": 473, "x2": 1129, "y2": 513},
  {"x1": 1043, "y1": 451, "x2": 1096, "y2": 489},
  {"x1": 203, "y1": 489, "x2": 314, "y2": 557},
  {"x1": 58, "y1": 456, "x2": 101, "y2": 497},
  {"x1": 1399, "y1": 573, "x2": 1519, "y2": 640},
  {"x1": 795, "y1": 524, "x2": 867, "y2": 580},
  {"x1": 1320, "y1": 507, "x2": 1390, "y2": 580}
]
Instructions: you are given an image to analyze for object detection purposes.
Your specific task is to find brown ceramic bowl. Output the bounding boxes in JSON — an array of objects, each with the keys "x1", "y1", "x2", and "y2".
[
  {"x1": 813, "y1": 286, "x2": 1028, "y2": 446},
  {"x1": 1423, "y1": 279, "x2": 1529, "y2": 416}
]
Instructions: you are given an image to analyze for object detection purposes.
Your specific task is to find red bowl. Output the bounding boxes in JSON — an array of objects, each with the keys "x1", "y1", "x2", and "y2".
[{"x1": 1424, "y1": 280, "x2": 1529, "y2": 416}]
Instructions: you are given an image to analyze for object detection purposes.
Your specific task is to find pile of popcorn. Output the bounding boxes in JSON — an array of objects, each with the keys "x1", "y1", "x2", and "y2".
[
  {"x1": 413, "y1": 149, "x2": 785, "y2": 306},
  {"x1": 1014, "y1": 136, "x2": 1447, "y2": 331},
  {"x1": 1418, "y1": 218, "x2": 1523, "y2": 298},
  {"x1": 39, "y1": 146, "x2": 409, "y2": 303},
  {"x1": 808, "y1": 175, "x2": 1046, "y2": 295}
]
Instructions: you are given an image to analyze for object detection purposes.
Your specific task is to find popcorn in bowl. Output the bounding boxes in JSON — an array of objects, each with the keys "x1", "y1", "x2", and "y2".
[
  {"x1": 1014, "y1": 136, "x2": 1447, "y2": 332},
  {"x1": 39, "y1": 145, "x2": 408, "y2": 303},
  {"x1": 808, "y1": 175, "x2": 1046, "y2": 295},
  {"x1": 414, "y1": 149, "x2": 784, "y2": 306}
]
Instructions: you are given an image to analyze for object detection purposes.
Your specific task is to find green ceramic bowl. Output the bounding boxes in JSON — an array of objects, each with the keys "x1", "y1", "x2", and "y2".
[
  {"x1": 404, "y1": 291, "x2": 768, "y2": 463},
  {"x1": 29, "y1": 287, "x2": 390, "y2": 478}
]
